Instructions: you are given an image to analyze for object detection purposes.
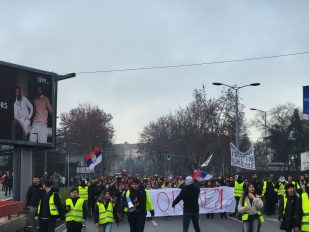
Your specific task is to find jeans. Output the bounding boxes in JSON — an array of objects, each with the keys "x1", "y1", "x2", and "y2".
[
  {"x1": 242, "y1": 215, "x2": 261, "y2": 232},
  {"x1": 29, "y1": 206, "x2": 38, "y2": 232},
  {"x1": 183, "y1": 212, "x2": 201, "y2": 232},
  {"x1": 98, "y1": 223, "x2": 112, "y2": 232}
]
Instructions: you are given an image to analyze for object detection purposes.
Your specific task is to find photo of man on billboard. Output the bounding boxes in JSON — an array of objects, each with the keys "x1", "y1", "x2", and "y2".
[
  {"x1": 11, "y1": 86, "x2": 33, "y2": 140},
  {"x1": 0, "y1": 62, "x2": 55, "y2": 147},
  {"x1": 29, "y1": 85, "x2": 52, "y2": 143}
]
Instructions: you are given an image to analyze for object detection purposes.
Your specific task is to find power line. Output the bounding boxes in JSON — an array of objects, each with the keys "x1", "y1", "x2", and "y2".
[{"x1": 75, "y1": 51, "x2": 309, "y2": 75}]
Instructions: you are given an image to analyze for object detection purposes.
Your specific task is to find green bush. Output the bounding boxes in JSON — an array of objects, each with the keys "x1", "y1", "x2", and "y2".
[{"x1": 59, "y1": 188, "x2": 70, "y2": 205}]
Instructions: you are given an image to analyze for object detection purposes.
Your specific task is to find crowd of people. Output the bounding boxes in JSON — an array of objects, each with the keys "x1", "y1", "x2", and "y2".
[{"x1": 21, "y1": 172, "x2": 309, "y2": 232}]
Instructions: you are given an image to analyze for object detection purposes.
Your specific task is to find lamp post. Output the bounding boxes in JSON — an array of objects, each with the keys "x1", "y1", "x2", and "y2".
[
  {"x1": 250, "y1": 108, "x2": 267, "y2": 137},
  {"x1": 213, "y1": 82, "x2": 260, "y2": 173}
]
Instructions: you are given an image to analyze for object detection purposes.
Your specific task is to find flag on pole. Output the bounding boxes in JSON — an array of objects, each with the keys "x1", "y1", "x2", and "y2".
[
  {"x1": 192, "y1": 170, "x2": 213, "y2": 181},
  {"x1": 201, "y1": 154, "x2": 213, "y2": 168},
  {"x1": 84, "y1": 146, "x2": 103, "y2": 170}
]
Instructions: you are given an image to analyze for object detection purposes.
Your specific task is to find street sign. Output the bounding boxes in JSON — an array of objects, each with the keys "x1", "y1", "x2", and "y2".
[{"x1": 304, "y1": 86, "x2": 309, "y2": 115}]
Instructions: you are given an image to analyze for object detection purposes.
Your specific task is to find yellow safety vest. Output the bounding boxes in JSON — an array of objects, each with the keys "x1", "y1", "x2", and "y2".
[
  {"x1": 78, "y1": 186, "x2": 88, "y2": 201},
  {"x1": 241, "y1": 199, "x2": 264, "y2": 223},
  {"x1": 278, "y1": 182, "x2": 286, "y2": 196},
  {"x1": 233, "y1": 182, "x2": 244, "y2": 197},
  {"x1": 301, "y1": 192, "x2": 309, "y2": 232},
  {"x1": 97, "y1": 202, "x2": 114, "y2": 224},
  {"x1": 37, "y1": 193, "x2": 59, "y2": 216},
  {"x1": 262, "y1": 181, "x2": 278, "y2": 196},
  {"x1": 124, "y1": 189, "x2": 154, "y2": 212},
  {"x1": 65, "y1": 198, "x2": 84, "y2": 222}
]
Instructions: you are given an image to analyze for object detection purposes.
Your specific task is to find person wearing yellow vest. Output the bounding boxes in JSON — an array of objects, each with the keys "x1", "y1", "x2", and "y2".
[
  {"x1": 125, "y1": 177, "x2": 155, "y2": 232},
  {"x1": 94, "y1": 190, "x2": 119, "y2": 232},
  {"x1": 233, "y1": 175, "x2": 245, "y2": 218},
  {"x1": 278, "y1": 183, "x2": 298, "y2": 232},
  {"x1": 78, "y1": 179, "x2": 89, "y2": 201},
  {"x1": 65, "y1": 187, "x2": 87, "y2": 232},
  {"x1": 238, "y1": 183, "x2": 264, "y2": 232},
  {"x1": 262, "y1": 176, "x2": 278, "y2": 216},
  {"x1": 277, "y1": 176, "x2": 287, "y2": 198},
  {"x1": 35, "y1": 180, "x2": 64, "y2": 232},
  {"x1": 294, "y1": 185, "x2": 309, "y2": 232}
]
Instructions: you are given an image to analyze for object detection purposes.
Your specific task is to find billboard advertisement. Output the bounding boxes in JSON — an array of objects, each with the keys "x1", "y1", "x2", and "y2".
[{"x1": 0, "y1": 61, "x2": 57, "y2": 147}]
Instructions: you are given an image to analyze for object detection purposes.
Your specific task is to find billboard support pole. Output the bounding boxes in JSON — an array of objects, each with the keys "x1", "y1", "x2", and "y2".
[
  {"x1": 13, "y1": 146, "x2": 32, "y2": 203},
  {"x1": 13, "y1": 147, "x2": 21, "y2": 201}
]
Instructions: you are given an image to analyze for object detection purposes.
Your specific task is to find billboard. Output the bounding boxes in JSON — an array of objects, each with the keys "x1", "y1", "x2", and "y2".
[
  {"x1": 0, "y1": 61, "x2": 57, "y2": 147},
  {"x1": 304, "y1": 86, "x2": 309, "y2": 115}
]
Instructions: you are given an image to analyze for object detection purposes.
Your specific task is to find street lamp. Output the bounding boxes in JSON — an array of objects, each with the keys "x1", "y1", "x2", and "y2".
[
  {"x1": 213, "y1": 82, "x2": 260, "y2": 149},
  {"x1": 250, "y1": 108, "x2": 267, "y2": 136},
  {"x1": 212, "y1": 82, "x2": 261, "y2": 173}
]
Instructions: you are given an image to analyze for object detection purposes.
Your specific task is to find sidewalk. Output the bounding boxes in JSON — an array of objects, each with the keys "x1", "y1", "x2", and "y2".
[{"x1": 0, "y1": 189, "x2": 12, "y2": 201}]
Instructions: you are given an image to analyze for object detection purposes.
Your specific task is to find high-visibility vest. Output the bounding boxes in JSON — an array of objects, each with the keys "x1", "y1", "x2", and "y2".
[
  {"x1": 262, "y1": 181, "x2": 278, "y2": 196},
  {"x1": 65, "y1": 198, "x2": 84, "y2": 222},
  {"x1": 233, "y1": 181, "x2": 244, "y2": 197},
  {"x1": 124, "y1": 189, "x2": 154, "y2": 212},
  {"x1": 97, "y1": 202, "x2": 114, "y2": 224},
  {"x1": 78, "y1": 186, "x2": 88, "y2": 201},
  {"x1": 37, "y1": 193, "x2": 59, "y2": 216},
  {"x1": 242, "y1": 199, "x2": 264, "y2": 223},
  {"x1": 301, "y1": 192, "x2": 309, "y2": 232},
  {"x1": 278, "y1": 182, "x2": 286, "y2": 196}
]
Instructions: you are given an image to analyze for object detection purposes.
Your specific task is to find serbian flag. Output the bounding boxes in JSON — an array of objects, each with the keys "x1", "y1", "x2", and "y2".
[
  {"x1": 192, "y1": 170, "x2": 213, "y2": 181},
  {"x1": 84, "y1": 146, "x2": 103, "y2": 170}
]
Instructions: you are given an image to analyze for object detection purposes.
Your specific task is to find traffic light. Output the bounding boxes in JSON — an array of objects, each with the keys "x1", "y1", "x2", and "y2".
[{"x1": 167, "y1": 154, "x2": 171, "y2": 161}]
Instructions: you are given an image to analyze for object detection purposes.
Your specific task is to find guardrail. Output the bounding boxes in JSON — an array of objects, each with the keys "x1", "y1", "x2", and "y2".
[{"x1": 0, "y1": 201, "x2": 23, "y2": 219}]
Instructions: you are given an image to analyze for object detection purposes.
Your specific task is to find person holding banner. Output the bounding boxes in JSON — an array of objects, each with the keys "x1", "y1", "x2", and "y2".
[
  {"x1": 172, "y1": 176, "x2": 201, "y2": 232},
  {"x1": 238, "y1": 183, "x2": 264, "y2": 232},
  {"x1": 124, "y1": 178, "x2": 155, "y2": 232}
]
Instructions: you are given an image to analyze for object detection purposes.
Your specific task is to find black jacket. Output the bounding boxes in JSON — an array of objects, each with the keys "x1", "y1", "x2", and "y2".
[
  {"x1": 172, "y1": 183, "x2": 200, "y2": 213},
  {"x1": 36, "y1": 190, "x2": 64, "y2": 220},
  {"x1": 26, "y1": 184, "x2": 42, "y2": 207},
  {"x1": 278, "y1": 194, "x2": 298, "y2": 230}
]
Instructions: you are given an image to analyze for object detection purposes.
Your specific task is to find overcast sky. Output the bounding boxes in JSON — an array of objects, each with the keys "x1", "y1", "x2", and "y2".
[{"x1": 1, "y1": 1, "x2": 309, "y2": 144}]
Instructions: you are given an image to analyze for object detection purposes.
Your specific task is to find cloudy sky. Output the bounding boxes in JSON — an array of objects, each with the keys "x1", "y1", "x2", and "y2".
[{"x1": 1, "y1": 1, "x2": 309, "y2": 144}]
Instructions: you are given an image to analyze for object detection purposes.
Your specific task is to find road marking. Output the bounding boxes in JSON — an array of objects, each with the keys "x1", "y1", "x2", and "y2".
[
  {"x1": 265, "y1": 217, "x2": 279, "y2": 222},
  {"x1": 227, "y1": 216, "x2": 241, "y2": 223}
]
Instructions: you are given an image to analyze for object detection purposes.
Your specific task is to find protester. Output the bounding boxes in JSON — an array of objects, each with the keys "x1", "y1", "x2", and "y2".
[
  {"x1": 65, "y1": 187, "x2": 87, "y2": 232},
  {"x1": 35, "y1": 180, "x2": 64, "y2": 232},
  {"x1": 125, "y1": 177, "x2": 155, "y2": 232},
  {"x1": 238, "y1": 183, "x2": 264, "y2": 232},
  {"x1": 262, "y1": 176, "x2": 278, "y2": 215},
  {"x1": 233, "y1": 175, "x2": 245, "y2": 218},
  {"x1": 278, "y1": 184, "x2": 298, "y2": 232},
  {"x1": 172, "y1": 176, "x2": 201, "y2": 232},
  {"x1": 294, "y1": 184, "x2": 309, "y2": 232},
  {"x1": 94, "y1": 190, "x2": 119, "y2": 232},
  {"x1": 26, "y1": 176, "x2": 42, "y2": 232}
]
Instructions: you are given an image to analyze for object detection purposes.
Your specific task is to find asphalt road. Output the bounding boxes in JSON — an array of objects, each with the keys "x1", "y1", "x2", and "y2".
[{"x1": 57, "y1": 214, "x2": 282, "y2": 232}]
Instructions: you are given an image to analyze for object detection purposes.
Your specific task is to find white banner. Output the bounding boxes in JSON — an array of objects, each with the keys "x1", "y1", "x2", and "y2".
[
  {"x1": 301, "y1": 151, "x2": 309, "y2": 171},
  {"x1": 147, "y1": 187, "x2": 236, "y2": 217},
  {"x1": 230, "y1": 143, "x2": 255, "y2": 170}
]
